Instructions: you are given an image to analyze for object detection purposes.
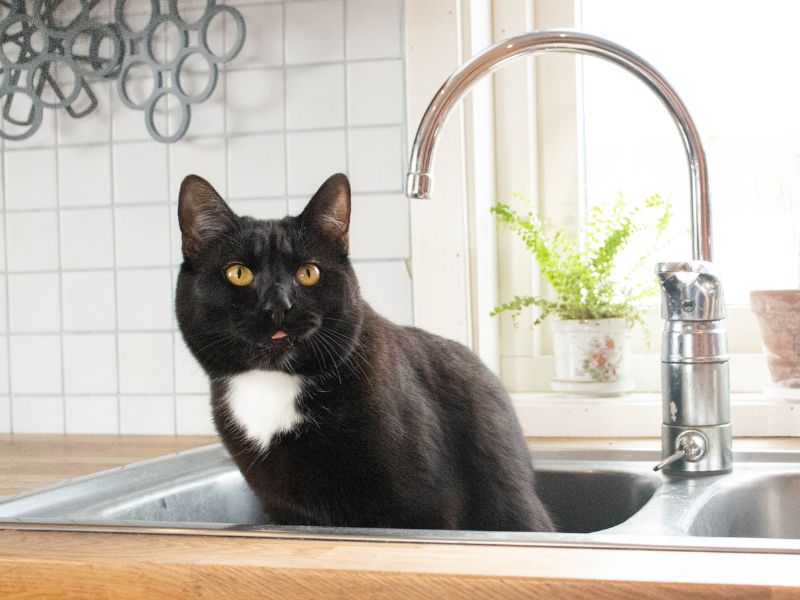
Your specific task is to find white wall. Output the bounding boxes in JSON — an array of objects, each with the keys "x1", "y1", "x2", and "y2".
[{"x1": 0, "y1": 0, "x2": 410, "y2": 435}]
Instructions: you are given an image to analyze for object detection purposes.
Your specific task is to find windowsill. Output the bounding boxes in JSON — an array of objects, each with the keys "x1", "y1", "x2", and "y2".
[
  {"x1": 512, "y1": 392, "x2": 800, "y2": 438},
  {"x1": 501, "y1": 354, "x2": 771, "y2": 396}
]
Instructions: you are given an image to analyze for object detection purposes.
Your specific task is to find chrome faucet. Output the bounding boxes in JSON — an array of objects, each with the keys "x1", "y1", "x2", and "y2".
[{"x1": 404, "y1": 30, "x2": 732, "y2": 476}]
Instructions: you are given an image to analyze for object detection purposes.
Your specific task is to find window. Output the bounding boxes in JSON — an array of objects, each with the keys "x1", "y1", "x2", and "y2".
[
  {"x1": 404, "y1": 0, "x2": 794, "y2": 435},
  {"x1": 496, "y1": 0, "x2": 797, "y2": 396},
  {"x1": 581, "y1": 0, "x2": 800, "y2": 302}
]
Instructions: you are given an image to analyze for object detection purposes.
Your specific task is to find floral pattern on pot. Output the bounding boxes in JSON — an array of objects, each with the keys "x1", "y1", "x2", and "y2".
[
  {"x1": 579, "y1": 336, "x2": 623, "y2": 382},
  {"x1": 551, "y1": 317, "x2": 634, "y2": 394}
]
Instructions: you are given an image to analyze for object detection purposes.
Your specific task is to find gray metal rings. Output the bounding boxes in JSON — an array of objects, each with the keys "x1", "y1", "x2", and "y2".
[
  {"x1": 0, "y1": 0, "x2": 245, "y2": 142},
  {"x1": 115, "y1": 0, "x2": 244, "y2": 143},
  {"x1": 0, "y1": 1, "x2": 122, "y2": 139}
]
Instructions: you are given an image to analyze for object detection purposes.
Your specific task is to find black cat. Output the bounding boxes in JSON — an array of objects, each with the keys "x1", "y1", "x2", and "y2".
[{"x1": 175, "y1": 173, "x2": 554, "y2": 531}]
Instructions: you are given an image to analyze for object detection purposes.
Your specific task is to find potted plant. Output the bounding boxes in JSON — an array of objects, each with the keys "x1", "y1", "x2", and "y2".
[
  {"x1": 492, "y1": 193, "x2": 672, "y2": 395},
  {"x1": 750, "y1": 193, "x2": 800, "y2": 399}
]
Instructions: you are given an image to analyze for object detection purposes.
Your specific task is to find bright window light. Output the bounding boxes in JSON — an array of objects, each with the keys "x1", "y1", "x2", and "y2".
[{"x1": 579, "y1": 0, "x2": 800, "y2": 303}]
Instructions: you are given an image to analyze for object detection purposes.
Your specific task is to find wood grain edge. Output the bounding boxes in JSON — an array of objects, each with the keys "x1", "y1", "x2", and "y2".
[
  {"x1": 2, "y1": 561, "x2": 798, "y2": 600},
  {"x1": 2, "y1": 530, "x2": 800, "y2": 598}
]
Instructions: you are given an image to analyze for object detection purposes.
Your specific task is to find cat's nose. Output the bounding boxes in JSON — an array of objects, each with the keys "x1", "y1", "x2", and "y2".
[{"x1": 263, "y1": 292, "x2": 292, "y2": 325}]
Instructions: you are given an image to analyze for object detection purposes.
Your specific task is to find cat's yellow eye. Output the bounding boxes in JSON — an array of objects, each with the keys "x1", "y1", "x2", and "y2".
[
  {"x1": 296, "y1": 263, "x2": 320, "y2": 286},
  {"x1": 225, "y1": 264, "x2": 254, "y2": 286}
]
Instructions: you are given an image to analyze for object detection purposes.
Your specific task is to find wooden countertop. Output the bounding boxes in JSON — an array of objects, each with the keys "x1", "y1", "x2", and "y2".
[
  {"x1": 2, "y1": 435, "x2": 800, "y2": 599},
  {"x1": 0, "y1": 434, "x2": 218, "y2": 498}
]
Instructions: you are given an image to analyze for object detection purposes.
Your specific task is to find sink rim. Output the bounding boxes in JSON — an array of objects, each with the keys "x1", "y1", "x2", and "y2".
[
  {"x1": 2, "y1": 520, "x2": 800, "y2": 555},
  {"x1": 3, "y1": 443, "x2": 800, "y2": 554}
]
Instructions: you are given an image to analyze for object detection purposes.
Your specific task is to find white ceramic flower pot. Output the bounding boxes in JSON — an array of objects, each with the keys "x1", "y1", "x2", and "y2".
[{"x1": 550, "y1": 317, "x2": 634, "y2": 395}]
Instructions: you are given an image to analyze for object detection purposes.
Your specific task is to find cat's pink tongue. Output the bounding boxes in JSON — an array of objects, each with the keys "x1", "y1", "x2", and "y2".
[{"x1": 271, "y1": 330, "x2": 288, "y2": 340}]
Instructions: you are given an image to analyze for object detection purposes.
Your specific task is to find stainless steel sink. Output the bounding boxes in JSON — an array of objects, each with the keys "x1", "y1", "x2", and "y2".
[
  {"x1": 0, "y1": 445, "x2": 661, "y2": 532},
  {"x1": 686, "y1": 465, "x2": 800, "y2": 539},
  {"x1": 1, "y1": 444, "x2": 799, "y2": 553}
]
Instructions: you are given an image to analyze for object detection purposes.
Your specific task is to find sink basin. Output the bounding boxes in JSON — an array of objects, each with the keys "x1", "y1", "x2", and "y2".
[
  {"x1": 535, "y1": 466, "x2": 660, "y2": 533},
  {"x1": 687, "y1": 465, "x2": 800, "y2": 539},
  {"x1": 2, "y1": 444, "x2": 800, "y2": 553},
  {"x1": 0, "y1": 444, "x2": 661, "y2": 534}
]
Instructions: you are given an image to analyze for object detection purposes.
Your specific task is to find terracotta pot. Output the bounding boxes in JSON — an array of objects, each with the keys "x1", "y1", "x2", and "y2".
[{"x1": 750, "y1": 290, "x2": 800, "y2": 385}]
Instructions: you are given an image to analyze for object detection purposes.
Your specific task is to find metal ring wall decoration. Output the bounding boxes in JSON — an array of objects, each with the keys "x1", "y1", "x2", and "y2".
[{"x1": 0, "y1": 0, "x2": 245, "y2": 143}]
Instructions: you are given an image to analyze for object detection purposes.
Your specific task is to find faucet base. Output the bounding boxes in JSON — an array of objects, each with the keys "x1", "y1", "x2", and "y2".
[{"x1": 660, "y1": 423, "x2": 732, "y2": 476}]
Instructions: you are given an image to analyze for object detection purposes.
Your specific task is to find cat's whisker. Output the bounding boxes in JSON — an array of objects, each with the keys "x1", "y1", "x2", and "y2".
[
  {"x1": 314, "y1": 333, "x2": 342, "y2": 383},
  {"x1": 316, "y1": 328, "x2": 374, "y2": 391},
  {"x1": 307, "y1": 338, "x2": 324, "y2": 373},
  {"x1": 316, "y1": 325, "x2": 367, "y2": 358},
  {"x1": 305, "y1": 336, "x2": 329, "y2": 377},
  {"x1": 317, "y1": 332, "x2": 357, "y2": 376},
  {"x1": 185, "y1": 331, "x2": 243, "y2": 357},
  {"x1": 305, "y1": 337, "x2": 330, "y2": 378},
  {"x1": 242, "y1": 446, "x2": 270, "y2": 476},
  {"x1": 303, "y1": 410, "x2": 322, "y2": 434}
]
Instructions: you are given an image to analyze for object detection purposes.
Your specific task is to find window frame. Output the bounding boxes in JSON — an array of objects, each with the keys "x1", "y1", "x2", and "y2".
[
  {"x1": 404, "y1": 0, "x2": 781, "y2": 436},
  {"x1": 494, "y1": 0, "x2": 770, "y2": 392}
]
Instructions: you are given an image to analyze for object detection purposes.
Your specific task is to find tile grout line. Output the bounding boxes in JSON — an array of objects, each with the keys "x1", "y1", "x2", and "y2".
[
  {"x1": 342, "y1": 0, "x2": 350, "y2": 178},
  {"x1": 0, "y1": 185, "x2": 408, "y2": 212},
  {"x1": 1, "y1": 135, "x2": 12, "y2": 432},
  {"x1": 0, "y1": 255, "x2": 411, "y2": 277},
  {"x1": 108, "y1": 79, "x2": 123, "y2": 435},
  {"x1": 9, "y1": 391, "x2": 223, "y2": 398},
  {"x1": 162, "y1": 22, "x2": 179, "y2": 435},
  {"x1": 54, "y1": 109, "x2": 67, "y2": 433},
  {"x1": 281, "y1": 0, "x2": 290, "y2": 215},
  {"x1": 0, "y1": 121, "x2": 407, "y2": 154},
  {"x1": 397, "y1": 0, "x2": 414, "y2": 325},
  {"x1": 166, "y1": 101, "x2": 178, "y2": 436}
]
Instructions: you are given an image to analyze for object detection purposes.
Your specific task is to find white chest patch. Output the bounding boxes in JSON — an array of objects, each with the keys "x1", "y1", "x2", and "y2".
[{"x1": 224, "y1": 370, "x2": 305, "y2": 452}]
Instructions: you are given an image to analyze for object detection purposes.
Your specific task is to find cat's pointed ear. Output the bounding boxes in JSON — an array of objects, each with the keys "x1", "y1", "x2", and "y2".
[
  {"x1": 300, "y1": 173, "x2": 351, "y2": 252},
  {"x1": 178, "y1": 175, "x2": 236, "y2": 259}
]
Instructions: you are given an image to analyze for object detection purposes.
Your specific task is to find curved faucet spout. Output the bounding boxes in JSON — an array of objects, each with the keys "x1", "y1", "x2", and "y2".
[
  {"x1": 406, "y1": 29, "x2": 732, "y2": 476},
  {"x1": 405, "y1": 29, "x2": 712, "y2": 262}
]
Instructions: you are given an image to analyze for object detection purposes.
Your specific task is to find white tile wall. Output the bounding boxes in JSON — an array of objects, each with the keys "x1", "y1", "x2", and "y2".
[
  {"x1": 114, "y1": 205, "x2": 172, "y2": 267},
  {"x1": 8, "y1": 273, "x2": 61, "y2": 332},
  {"x1": 12, "y1": 396, "x2": 64, "y2": 433},
  {"x1": 176, "y1": 395, "x2": 216, "y2": 435},
  {"x1": 348, "y1": 126, "x2": 403, "y2": 192},
  {"x1": 118, "y1": 333, "x2": 174, "y2": 394},
  {"x1": 60, "y1": 209, "x2": 115, "y2": 269},
  {"x1": 9, "y1": 336, "x2": 62, "y2": 394},
  {"x1": 62, "y1": 271, "x2": 117, "y2": 331},
  {"x1": 346, "y1": 0, "x2": 401, "y2": 60},
  {"x1": 228, "y1": 133, "x2": 286, "y2": 197},
  {"x1": 0, "y1": 0, "x2": 409, "y2": 435},
  {"x1": 65, "y1": 396, "x2": 118, "y2": 434},
  {"x1": 286, "y1": 130, "x2": 347, "y2": 194},
  {"x1": 0, "y1": 345, "x2": 7, "y2": 395},
  {"x1": 120, "y1": 395, "x2": 175, "y2": 435},
  {"x1": 0, "y1": 396, "x2": 9, "y2": 433},
  {"x1": 4, "y1": 149, "x2": 57, "y2": 209},
  {"x1": 113, "y1": 142, "x2": 170, "y2": 203},
  {"x1": 286, "y1": 65, "x2": 346, "y2": 129},
  {"x1": 347, "y1": 60, "x2": 404, "y2": 126},
  {"x1": 58, "y1": 145, "x2": 113, "y2": 206},
  {"x1": 285, "y1": 1, "x2": 344, "y2": 64},
  {"x1": 6, "y1": 212, "x2": 60, "y2": 271},
  {"x1": 226, "y1": 70, "x2": 284, "y2": 133},
  {"x1": 116, "y1": 269, "x2": 175, "y2": 331},
  {"x1": 63, "y1": 334, "x2": 118, "y2": 394}
]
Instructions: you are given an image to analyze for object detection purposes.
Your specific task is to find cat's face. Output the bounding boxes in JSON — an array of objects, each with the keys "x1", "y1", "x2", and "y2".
[{"x1": 175, "y1": 174, "x2": 361, "y2": 378}]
